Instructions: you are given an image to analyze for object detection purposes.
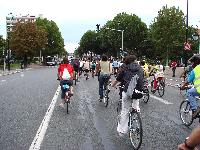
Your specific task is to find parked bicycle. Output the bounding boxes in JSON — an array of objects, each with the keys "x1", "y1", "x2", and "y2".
[{"x1": 179, "y1": 85, "x2": 200, "y2": 126}]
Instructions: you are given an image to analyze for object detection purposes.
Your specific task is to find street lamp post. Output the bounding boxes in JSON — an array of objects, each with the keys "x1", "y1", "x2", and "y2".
[
  {"x1": 106, "y1": 28, "x2": 124, "y2": 58},
  {"x1": 6, "y1": 13, "x2": 14, "y2": 71},
  {"x1": 192, "y1": 27, "x2": 200, "y2": 54}
]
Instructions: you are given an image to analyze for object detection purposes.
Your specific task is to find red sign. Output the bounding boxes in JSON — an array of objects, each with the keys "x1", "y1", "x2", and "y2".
[{"x1": 184, "y1": 42, "x2": 191, "y2": 51}]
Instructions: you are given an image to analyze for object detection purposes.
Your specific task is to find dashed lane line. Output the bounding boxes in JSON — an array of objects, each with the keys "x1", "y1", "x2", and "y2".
[
  {"x1": 29, "y1": 86, "x2": 61, "y2": 150},
  {"x1": 150, "y1": 94, "x2": 173, "y2": 105}
]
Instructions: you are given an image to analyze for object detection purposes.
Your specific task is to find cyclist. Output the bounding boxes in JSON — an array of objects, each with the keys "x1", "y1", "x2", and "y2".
[
  {"x1": 73, "y1": 58, "x2": 80, "y2": 81},
  {"x1": 98, "y1": 55, "x2": 111, "y2": 102},
  {"x1": 112, "y1": 58, "x2": 119, "y2": 75},
  {"x1": 58, "y1": 57, "x2": 74, "y2": 108},
  {"x1": 180, "y1": 62, "x2": 193, "y2": 81},
  {"x1": 180, "y1": 54, "x2": 200, "y2": 117},
  {"x1": 140, "y1": 60, "x2": 149, "y2": 79},
  {"x1": 83, "y1": 58, "x2": 90, "y2": 79},
  {"x1": 178, "y1": 125, "x2": 200, "y2": 150},
  {"x1": 111, "y1": 55, "x2": 144, "y2": 136},
  {"x1": 79, "y1": 59, "x2": 84, "y2": 76},
  {"x1": 150, "y1": 60, "x2": 164, "y2": 92},
  {"x1": 91, "y1": 60, "x2": 96, "y2": 77}
]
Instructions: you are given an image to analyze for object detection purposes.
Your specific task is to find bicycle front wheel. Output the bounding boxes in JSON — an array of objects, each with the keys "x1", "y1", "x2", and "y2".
[
  {"x1": 129, "y1": 110, "x2": 143, "y2": 150},
  {"x1": 179, "y1": 100, "x2": 193, "y2": 126}
]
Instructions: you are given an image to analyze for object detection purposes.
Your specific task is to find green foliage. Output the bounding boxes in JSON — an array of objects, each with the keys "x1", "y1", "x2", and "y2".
[
  {"x1": 10, "y1": 22, "x2": 47, "y2": 58},
  {"x1": 36, "y1": 18, "x2": 65, "y2": 56},
  {"x1": 0, "y1": 35, "x2": 6, "y2": 57},
  {"x1": 149, "y1": 5, "x2": 186, "y2": 61},
  {"x1": 79, "y1": 12, "x2": 148, "y2": 58}
]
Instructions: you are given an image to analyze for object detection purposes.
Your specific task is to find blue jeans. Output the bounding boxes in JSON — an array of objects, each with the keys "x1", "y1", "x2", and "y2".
[
  {"x1": 99, "y1": 74, "x2": 110, "y2": 99},
  {"x1": 187, "y1": 87, "x2": 200, "y2": 110}
]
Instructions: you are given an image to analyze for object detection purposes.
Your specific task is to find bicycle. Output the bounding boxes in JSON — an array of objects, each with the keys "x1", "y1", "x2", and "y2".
[
  {"x1": 74, "y1": 71, "x2": 78, "y2": 85},
  {"x1": 118, "y1": 90, "x2": 143, "y2": 149},
  {"x1": 102, "y1": 78, "x2": 111, "y2": 107},
  {"x1": 150, "y1": 76, "x2": 165, "y2": 97},
  {"x1": 142, "y1": 79, "x2": 150, "y2": 103},
  {"x1": 179, "y1": 86, "x2": 200, "y2": 126}
]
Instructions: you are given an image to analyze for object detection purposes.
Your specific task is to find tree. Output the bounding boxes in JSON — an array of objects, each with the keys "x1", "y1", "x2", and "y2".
[
  {"x1": 102, "y1": 12, "x2": 148, "y2": 58},
  {"x1": 36, "y1": 18, "x2": 65, "y2": 57},
  {"x1": 79, "y1": 30, "x2": 100, "y2": 55},
  {"x1": 10, "y1": 22, "x2": 47, "y2": 67},
  {"x1": 0, "y1": 36, "x2": 6, "y2": 58},
  {"x1": 149, "y1": 5, "x2": 187, "y2": 63}
]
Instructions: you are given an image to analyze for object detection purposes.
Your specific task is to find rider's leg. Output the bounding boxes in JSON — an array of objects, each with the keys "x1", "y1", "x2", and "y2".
[
  {"x1": 99, "y1": 74, "x2": 104, "y2": 99},
  {"x1": 153, "y1": 76, "x2": 157, "y2": 90},
  {"x1": 187, "y1": 88, "x2": 199, "y2": 110},
  {"x1": 117, "y1": 92, "x2": 132, "y2": 134}
]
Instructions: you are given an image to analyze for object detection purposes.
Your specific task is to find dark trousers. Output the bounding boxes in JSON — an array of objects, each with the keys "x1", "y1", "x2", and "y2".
[
  {"x1": 172, "y1": 67, "x2": 176, "y2": 77},
  {"x1": 60, "y1": 80, "x2": 73, "y2": 99},
  {"x1": 99, "y1": 74, "x2": 110, "y2": 99}
]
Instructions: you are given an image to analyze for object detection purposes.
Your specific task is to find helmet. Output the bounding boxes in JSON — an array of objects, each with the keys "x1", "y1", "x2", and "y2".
[
  {"x1": 188, "y1": 54, "x2": 200, "y2": 63},
  {"x1": 156, "y1": 60, "x2": 160, "y2": 65}
]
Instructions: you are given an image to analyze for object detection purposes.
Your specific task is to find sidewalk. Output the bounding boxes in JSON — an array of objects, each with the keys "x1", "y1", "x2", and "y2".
[
  {"x1": 164, "y1": 66, "x2": 184, "y2": 78},
  {"x1": 0, "y1": 64, "x2": 43, "y2": 77}
]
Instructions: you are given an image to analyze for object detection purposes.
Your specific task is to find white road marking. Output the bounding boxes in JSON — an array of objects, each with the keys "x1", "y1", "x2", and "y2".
[
  {"x1": 29, "y1": 86, "x2": 61, "y2": 150},
  {"x1": 1, "y1": 80, "x2": 6, "y2": 82},
  {"x1": 150, "y1": 94, "x2": 173, "y2": 105}
]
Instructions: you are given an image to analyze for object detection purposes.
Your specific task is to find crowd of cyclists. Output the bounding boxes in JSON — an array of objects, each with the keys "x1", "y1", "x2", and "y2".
[{"x1": 57, "y1": 53, "x2": 200, "y2": 150}]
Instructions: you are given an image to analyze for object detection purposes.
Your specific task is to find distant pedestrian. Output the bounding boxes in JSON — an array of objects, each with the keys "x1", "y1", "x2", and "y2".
[{"x1": 170, "y1": 60, "x2": 177, "y2": 77}]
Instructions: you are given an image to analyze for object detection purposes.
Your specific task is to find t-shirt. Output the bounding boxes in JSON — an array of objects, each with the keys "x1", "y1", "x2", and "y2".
[{"x1": 58, "y1": 64, "x2": 74, "y2": 80}]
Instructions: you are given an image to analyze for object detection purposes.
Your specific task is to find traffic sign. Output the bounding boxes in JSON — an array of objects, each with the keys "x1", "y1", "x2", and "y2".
[{"x1": 184, "y1": 42, "x2": 191, "y2": 50}]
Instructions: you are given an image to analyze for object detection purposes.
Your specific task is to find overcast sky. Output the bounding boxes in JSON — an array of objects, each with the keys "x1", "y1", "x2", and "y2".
[{"x1": 0, "y1": 0, "x2": 200, "y2": 53}]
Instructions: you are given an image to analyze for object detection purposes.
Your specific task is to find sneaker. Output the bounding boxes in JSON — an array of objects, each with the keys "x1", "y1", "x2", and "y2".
[
  {"x1": 59, "y1": 103, "x2": 64, "y2": 108},
  {"x1": 99, "y1": 98, "x2": 103, "y2": 102}
]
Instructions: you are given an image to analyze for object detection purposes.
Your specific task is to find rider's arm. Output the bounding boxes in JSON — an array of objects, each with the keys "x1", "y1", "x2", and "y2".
[
  {"x1": 178, "y1": 126, "x2": 200, "y2": 150},
  {"x1": 180, "y1": 70, "x2": 195, "y2": 90}
]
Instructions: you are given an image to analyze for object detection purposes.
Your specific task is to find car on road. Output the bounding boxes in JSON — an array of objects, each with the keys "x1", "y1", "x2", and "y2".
[{"x1": 46, "y1": 56, "x2": 57, "y2": 66}]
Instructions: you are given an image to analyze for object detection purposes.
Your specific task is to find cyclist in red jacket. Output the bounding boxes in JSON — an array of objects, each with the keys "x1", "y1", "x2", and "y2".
[{"x1": 58, "y1": 57, "x2": 74, "y2": 107}]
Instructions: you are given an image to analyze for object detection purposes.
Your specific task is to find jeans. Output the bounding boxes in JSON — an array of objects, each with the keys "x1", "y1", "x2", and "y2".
[
  {"x1": 99, "y1": 74, "x2": 110, "y2": 99},
  {"x1": 117, "y1": 92, "x2": 140, "y2": 134},
  {"x1": 187, "y1": 87, "x2": 200, "y2": 110}
]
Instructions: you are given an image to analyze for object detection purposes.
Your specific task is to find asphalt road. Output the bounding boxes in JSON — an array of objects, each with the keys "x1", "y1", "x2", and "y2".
[{"x1": 0, "y1": 66, "x2": 199, "y2": 150}]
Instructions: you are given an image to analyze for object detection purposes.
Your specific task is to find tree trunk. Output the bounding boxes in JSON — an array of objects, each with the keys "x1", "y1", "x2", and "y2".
[{"x1": 24, "y1": 54, "x2": 28, "y2": 68}]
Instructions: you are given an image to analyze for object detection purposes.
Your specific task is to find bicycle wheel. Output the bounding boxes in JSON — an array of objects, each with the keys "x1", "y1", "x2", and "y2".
[
  {"x1": 104, "y1": 91, "x2": 109, "y2": 107},
  {"x1": 150, "y1": 80, "x2": 156, "y2": 93},
  {"x1": 74, "y1": 72, "x2": 77, "y2": 85},
  {"x1": 129, "y1": 109, "x2": 143, "y2": 150},
  {"x1": 142, "y1": 88, "x2": 149, "y2": 103},
  {"x1": 179, "y1": 100, "x2": 193, "y2": 126},
  {"x1": 158, "y1": 81, "x2": 165, "y2": 97}
]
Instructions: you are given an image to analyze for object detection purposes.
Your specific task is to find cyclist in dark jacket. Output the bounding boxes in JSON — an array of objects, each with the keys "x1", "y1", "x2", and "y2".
[{"x1": 111, "y1": 55, "x2": 144, "y2": 136}]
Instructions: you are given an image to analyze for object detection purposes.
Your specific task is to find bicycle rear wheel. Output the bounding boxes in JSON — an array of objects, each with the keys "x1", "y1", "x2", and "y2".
[
  {"x1": 129, "y1": 110, "x2": 143, "y2": 150},
  {"x1": 104, "y1": 92, "x2": 109, "y2": 107},
  {"x1": 158, "y1": 81, "x2": 165, "y2": 97},
  {"x1": 179, "y1": 100, "x2": 193, "y2": 126}
]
